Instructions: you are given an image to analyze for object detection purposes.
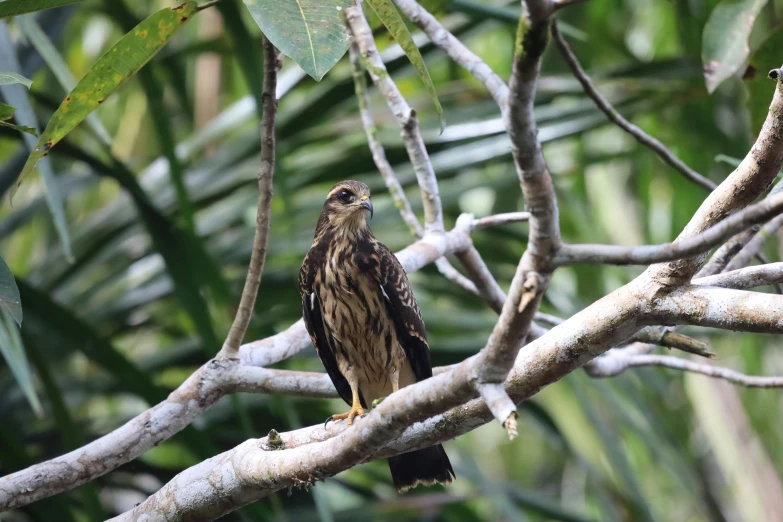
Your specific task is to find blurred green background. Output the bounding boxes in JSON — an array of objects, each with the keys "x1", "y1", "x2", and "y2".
[{"x1": 2, "y1": 0, "x2": 783, "y2": 521}]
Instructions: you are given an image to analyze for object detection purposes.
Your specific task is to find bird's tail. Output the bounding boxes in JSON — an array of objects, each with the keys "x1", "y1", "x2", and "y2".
[{"x1": 387, "y1": 444, "x2": 454, "y2": 493}]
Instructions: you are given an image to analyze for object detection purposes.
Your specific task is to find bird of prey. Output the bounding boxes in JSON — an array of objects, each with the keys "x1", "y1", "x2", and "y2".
[{"x1": 299, "y1": 180, "x2": 454, "y2": 493}]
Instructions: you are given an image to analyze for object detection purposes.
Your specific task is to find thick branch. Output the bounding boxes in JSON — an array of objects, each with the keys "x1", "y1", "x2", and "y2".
[
  {"x1": 651, "y1": 285, "x2": 783, "y2": 334},
  {"x1": 220, "y1": 37, "x2": 278, "y2": 356},
  {"x1": 550, "y1": 20, "x2": 715, "y2": 191},
  {"x1": 111, "y1": 279, "x2": 646, "y2": 522},
  {"x1": 0, "y1": 223, "x2": 479, "y2": 510},
  {"x1": 473, "y1": 0, "x2": 561, "y2": 435},
  {"x1": 507, "y1": 0, "x2": 560, "y2": 264}
]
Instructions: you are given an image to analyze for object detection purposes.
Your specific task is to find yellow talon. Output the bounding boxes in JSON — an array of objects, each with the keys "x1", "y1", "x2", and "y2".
[{"x1": 325, "y1": 389, "x2": 365, "y2": 426}]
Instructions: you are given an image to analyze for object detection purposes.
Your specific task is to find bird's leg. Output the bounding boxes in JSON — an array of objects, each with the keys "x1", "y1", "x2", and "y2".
[
  {"x1": 326, "y1": 388, "x2": 365, "y2": 426},
  {"x1": 372, "y1": 371, "x2": 400, "y2": 408}
]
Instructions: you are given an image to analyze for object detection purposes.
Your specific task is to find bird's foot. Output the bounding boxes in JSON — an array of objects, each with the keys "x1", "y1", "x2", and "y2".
[{"x1": 324, "y1": 405, "x2": 365, "y2": 427}]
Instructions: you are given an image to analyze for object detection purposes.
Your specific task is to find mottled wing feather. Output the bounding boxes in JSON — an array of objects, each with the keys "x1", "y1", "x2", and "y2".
[
  {"x1": 376, "y1": 244, "x2": 433, "y2": 381},
  {"x1": 299, "y1": 251, "x2": 354, "y2": 406}
]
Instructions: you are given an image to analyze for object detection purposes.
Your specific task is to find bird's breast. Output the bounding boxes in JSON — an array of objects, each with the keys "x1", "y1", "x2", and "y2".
[{"x1": 316, "y1": 245, "x2": 402, "y2": 387}]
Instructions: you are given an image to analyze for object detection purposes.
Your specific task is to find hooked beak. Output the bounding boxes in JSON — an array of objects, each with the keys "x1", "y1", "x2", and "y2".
[{"x1": 361, "y1": 198, "x2": 373, "y2": 219}]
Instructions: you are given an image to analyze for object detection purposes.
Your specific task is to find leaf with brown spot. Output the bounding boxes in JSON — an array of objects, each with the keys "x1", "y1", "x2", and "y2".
[
  {"x1": 11, "y1": 1, "x2": 198, "y2": 198},
  {"x1": 702, "y1": 0, "x2": 768, "y2": 94}
]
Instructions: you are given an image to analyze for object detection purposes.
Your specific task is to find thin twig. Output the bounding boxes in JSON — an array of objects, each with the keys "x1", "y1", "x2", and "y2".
[
  {"x1": 346, "y1": 7, "x2": 444, "y2": 233},
  {"x1": 697, "y1": 226, "x2": 761, "y2": 277},
  {"x1": 220, "y1": 37, "x2": 279, "y2": 357},
  {"x1": 587, "y1": 353, "x2": 783, "y2": 388},
  {"x1": 471, "y1": 212, "x2": 531, "y2": 230},
  {"x1": 349, "y1": 42, "x2": 481, "y2": 295},
  {"x1": 726, "y1": 213, "x2": 783, "y2": 271},
  {"x1": 393, "y1": 0, "x2": 509, "y2": 109},
  {"x1": 693, "y1": 262, "x2": 783, "y2": 290},
  {"x1": 552, "y1": 190, "x2": 783, "y2": 266},
  {"x1": 550, "y1": 21, "x2": 716, "y2": 191},
  {"x1": 349, "y1": 43, "x2": 423, "y2": 238},
  {"x1": 633, "y1": 328, "x2": 714, "y2": 358}
]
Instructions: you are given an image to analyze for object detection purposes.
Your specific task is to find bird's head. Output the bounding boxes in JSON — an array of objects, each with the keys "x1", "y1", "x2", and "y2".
[{"x1": 319, "y1": 180, "x2": 373, "y2": 233}]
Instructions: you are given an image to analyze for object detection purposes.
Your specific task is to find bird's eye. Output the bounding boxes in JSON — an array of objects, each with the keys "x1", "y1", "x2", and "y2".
[{"x1": 337, "y1": 190, "x2": 353, "y2": 203}]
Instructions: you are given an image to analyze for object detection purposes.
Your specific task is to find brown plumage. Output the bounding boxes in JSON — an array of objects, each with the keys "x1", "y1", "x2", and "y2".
[{"x1": 299, "y1": 180, "x2": 454, "y2": 493}]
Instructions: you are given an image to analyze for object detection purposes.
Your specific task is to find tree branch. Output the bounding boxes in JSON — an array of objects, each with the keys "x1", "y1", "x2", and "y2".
[
  {"x1": 470, "y1": 211, "x2": 530, "y2": 230},
  {"x1": 346, "y1": 6, "x2": 443, "y2": 233},
  {"x1": 471, "y1": 0, "x2": 561, "y2": 438},
  {"x1": 0, "y1": 219, "x2": 484, "y2": 510},
  {"x1": 349, "y1": 43, "x2": 423, "y2": 239},
  {"x1": 349, "y1": 42, "x2": 480, "y2": 297},
  {"x1": 219, "y1": 36, "x2": 278, "y2": 356},
  {"x1": 644, "y1": 68, "x2": 783, "y2": 284},
  {"x1": 725, "y1": 213, "x2": 783, "y2": 272},
  {"x1": 552, "y1": 190, "x2": 783, "y2": 266},
  {"x1": 697, "y1": 226, "x2": 762, "y2": 277},
  {"x1": 586, "y1": 353, "x2": 783, "y2": 388},
  {"x1": 651, "y1": 285, "x2": 783, "y2": 334},
  {"x1": 111, "y1": 277, "x2": 647, "y2": 522},
  {"x1": 693, "y1": 262, "x2": 783, "y2": 290},
  {"x1": 550, "y1": 20, "x2": 715, "y2": 191},
  {"x1": 393, "y1": 0, "x2": 509, "y2": 109}
]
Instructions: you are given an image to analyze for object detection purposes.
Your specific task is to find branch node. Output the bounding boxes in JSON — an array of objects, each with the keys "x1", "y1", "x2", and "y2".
[
  {"x1": 518, "y1": 272, "x2": 541, "y2": 313},
  {"x1": 503, "y1": 411, "x2": 519, "y2": 440}
]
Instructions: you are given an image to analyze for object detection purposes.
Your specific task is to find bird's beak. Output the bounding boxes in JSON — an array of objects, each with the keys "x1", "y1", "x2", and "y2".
[{"x1": 361, "y1": 198, "x2": 373, "y2": 219}]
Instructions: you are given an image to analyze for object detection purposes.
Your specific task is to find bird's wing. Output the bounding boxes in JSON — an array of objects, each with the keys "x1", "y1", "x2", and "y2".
[
  {"x1": 375, "y1": 244, "x2": 433, "y2": 381},
  {"x1": 300, "y1": 249, "x2": 354, "y2": 406}
]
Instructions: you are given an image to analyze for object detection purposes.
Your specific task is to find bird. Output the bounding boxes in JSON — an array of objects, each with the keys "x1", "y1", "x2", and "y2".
[{"x1": 299, "y1": 180, "x2": 454, "y2": 493}]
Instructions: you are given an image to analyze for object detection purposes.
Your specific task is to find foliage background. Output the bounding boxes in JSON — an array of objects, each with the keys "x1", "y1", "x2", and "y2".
[{"x1": 2, "y1": 0, "x2": 783, "y2": 521}]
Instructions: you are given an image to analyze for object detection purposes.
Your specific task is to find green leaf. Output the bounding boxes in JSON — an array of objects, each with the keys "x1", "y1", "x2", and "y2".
[
  {"x1": 365, "y1": 0, "x2": 443, "y2": 128},
  {"x1": 745, "y1": 26, "x2": 783, "y2": 132},
  {"x1": 0, "y1": 102, "x2": 37, "y2": 135},
  {"x1": 0, "y1": 22, "x2": 72, "y2": 259},
  {"x1": 16, "y1": 279, "x2": 165, "y2": 405},
  {"x1": 0, "y1": 255, "x2": 22, "y2": 326},
  {"x1": 0, "y1": 119, "x2": 37, "y2": 135},
  {"x1": 0, "y1": 0, "x2": 82, "y2": 18},
  {"x1": 0, "y1": 100, "x2": 14, "y2": 119},
  {"x1": 12, "y1": 1, "x2": 198, "y2": 196},
  {"x1": 17, "y1": 14, "x2": 112, "y2": 145},
  {"x1": 0, "y1": 310, "x2": 42, "y2": 416},
  {"x1": 242, "y1": 0, "x2": 353, "y2": 81},
  {"x1": 702, "y1": 0, "x2": 768, "y2": 93},
  {"x1": 0, "y1": 70, "x2": 31, "y2": 88}
]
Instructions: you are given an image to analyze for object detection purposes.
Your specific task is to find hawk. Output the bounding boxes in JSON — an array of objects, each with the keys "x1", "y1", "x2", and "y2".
[{"x1": 299, "y1": 180, "x2": 454, "y2": 493}]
